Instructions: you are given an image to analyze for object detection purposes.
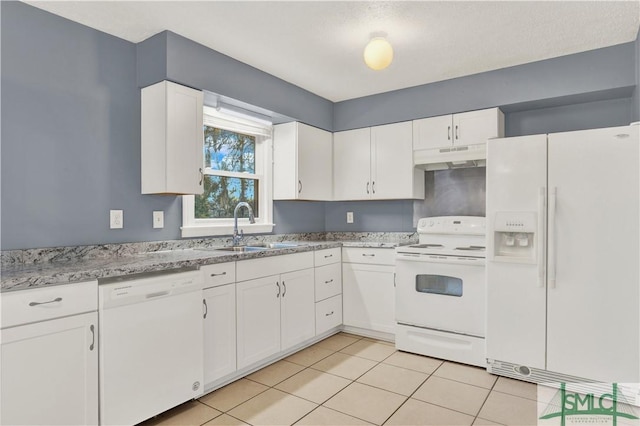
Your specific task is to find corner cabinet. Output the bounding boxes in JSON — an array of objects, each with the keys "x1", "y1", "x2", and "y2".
[
  {"x1": 333, "y1": 122, "x2": 424, "y2": 200},
  {"x1": 342, "y1": 248, "x2": 396, "y2": 336},
  {"x1": 141, "y1": 80, "x2": 204, "y2": 195},
  {"x1": 273, "y1": 122, "x2": 333, "y2": 200},
  {"x1": 1, "y1": 281, "x2": 99, "y2": 426},
  {"x1": 413, "y1": 107, "x2": 504, "y2": 151}
]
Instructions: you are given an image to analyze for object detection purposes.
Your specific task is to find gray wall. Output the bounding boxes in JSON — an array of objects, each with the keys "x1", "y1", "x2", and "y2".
[
  {"x1": 138, "y1": 31, "x2": 334, "y2": 132},
  {"x1": 333, "y1": 43, "x2": 636, "y2": 132},
  {"x1": 505, "y1": 97, "x2": 634, "y2": 137},
  {"x1": 635, "y1": 29, "x2": 640, "y2": 121},
  {"x1": 273, "y1": 201, "x2": 326, "y2": 234},
  {"x1": 325, "y1": 200, "x2": 414, "y2": 232},
  {"x1": 1, "y1": 1, "x2": 182, "y2": 250}
]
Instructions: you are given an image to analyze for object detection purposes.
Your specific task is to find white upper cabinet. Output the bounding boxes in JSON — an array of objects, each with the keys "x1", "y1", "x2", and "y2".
[
  {"x1": 273, "y1": 122, "x2": 333, "y2": 201},
  {"x1": 413, "y1": 107, "x2": 504, "y2": 151},
  {"x1": 334, "y1": 122, "x2": 424, "y2": 200},
  {"x1": 371, "y1": 122, "x2": 424, "y2": 199},
  {"x1": 333, "y1": 127, "x2": 371, "y2": 200},
  {"x1": 141, "y1": 80, "x2": 204, "y2": 195}
]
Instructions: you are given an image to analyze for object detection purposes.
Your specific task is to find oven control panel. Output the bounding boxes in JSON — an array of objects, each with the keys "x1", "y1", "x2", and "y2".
[{"x1": 417, "y1": 216, "x2": 486, "y2": 235}]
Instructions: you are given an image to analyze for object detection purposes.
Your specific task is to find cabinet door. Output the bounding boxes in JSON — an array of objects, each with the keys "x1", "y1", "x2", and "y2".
[
  {"x1": 333, "y1": 128, "x2": 371, "y2": 200},
  {"x1": 412, "y1": 114, "x2": 453, "y2": 150},
  {"x1": 342, "y1": 263, "x2": 395, "y2": 334},
  {"x1": 371, "y1": 122, "x2": 420, "y2": 199},
  {"x1": 280, "y1": 269, "x2": 316, "y2": 350},
  {"x1": 142, "y1": 81, "x2": 204, "y2": 195},
  {"x1": 453, "y1": 108, "x2": 503, "y2": 147},
  {"x1": 166, "y1": 81, "x2": 204, "y2": 194},
  {"x1": 1, "y1": 312, "x2": 98, "y2": 426},
  {"x1": 203, "y1": 284, "x2": 236, "y2": 386},
  {"x1": 297, "y1": 123, "x2": 333, "y2": 200},
  {"x1": 236, "y1": 276, "x2": 281, "y2": 369}
]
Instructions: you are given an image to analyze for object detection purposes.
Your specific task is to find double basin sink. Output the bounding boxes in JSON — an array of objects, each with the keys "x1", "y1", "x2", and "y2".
[{"x1": 213, "y1": 242, "x2": 302, "y2": 253}]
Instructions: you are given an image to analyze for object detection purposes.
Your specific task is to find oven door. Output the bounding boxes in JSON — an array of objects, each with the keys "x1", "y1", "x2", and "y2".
[{"x1": 395, "y1": 253, "x2": 485, "y2": 337}]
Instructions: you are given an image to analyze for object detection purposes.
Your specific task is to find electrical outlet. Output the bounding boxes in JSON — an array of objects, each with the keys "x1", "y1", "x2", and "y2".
[
  {"x1": 153, "y1": 211, "x2": 164, "y2": 229},
  {"x1": 347, "y1": 211, "x2": 354, "y2": 224},
  {"x1": 110, "y1": 210, "x2": 123, "y2": 229}
]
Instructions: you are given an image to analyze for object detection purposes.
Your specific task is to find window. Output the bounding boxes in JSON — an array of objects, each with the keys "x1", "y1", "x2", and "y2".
[{"x1": 181, "y1": 105, "x2": 273, "y2": 237}]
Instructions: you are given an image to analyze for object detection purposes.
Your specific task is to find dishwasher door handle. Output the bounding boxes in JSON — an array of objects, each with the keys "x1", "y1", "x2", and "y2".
[{"x1": 146, "y1": 291, "x2": 170, "y2": 299}]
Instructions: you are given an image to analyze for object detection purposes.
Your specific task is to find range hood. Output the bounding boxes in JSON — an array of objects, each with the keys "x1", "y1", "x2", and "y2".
[{"x1": 414, "y1": 143, "x2": 486, "y2": 171}]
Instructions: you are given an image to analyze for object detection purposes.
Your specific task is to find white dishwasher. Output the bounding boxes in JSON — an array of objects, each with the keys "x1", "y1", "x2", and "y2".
[{"x1": 99, "y1": 269, "x2": 204, "y2": 426}]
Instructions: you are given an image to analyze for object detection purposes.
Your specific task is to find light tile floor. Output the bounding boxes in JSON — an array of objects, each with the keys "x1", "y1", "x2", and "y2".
[{"x1": 140, "y1": 333, "x2": 538, "y2": 426}]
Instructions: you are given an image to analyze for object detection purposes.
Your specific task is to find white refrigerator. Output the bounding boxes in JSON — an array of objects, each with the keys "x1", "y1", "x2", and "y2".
[{"x1": 486, "y1": 124, "x2": 639, "y2": 384}]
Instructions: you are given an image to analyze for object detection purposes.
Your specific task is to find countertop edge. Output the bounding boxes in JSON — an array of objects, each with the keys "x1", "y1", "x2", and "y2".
[{"x1": 1, "y1": 240, "x2": 408, "y2": 292}]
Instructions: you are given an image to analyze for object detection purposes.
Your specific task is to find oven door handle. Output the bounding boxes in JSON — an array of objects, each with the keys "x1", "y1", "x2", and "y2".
[{"x1": 395, "y1": 254, "x2": 485, "y2": 265}]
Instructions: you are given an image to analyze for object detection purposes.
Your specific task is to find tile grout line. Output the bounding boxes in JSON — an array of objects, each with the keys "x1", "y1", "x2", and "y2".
[
  {"x1": 379, "y1": 363, "x2": 437, "y2": 426},
  {"x1": 472, "y1": 371, "x2": 501, "y2": 425}
]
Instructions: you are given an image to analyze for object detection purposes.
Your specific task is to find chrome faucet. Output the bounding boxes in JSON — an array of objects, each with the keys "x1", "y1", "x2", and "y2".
[{"x1": 233, "y1": 202, "x2": 255, "y2": 246}]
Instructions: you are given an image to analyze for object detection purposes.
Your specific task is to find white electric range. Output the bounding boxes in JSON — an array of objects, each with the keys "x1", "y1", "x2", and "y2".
[{"x1": 395, "y1": 216, "x2": 487, "y2": 367}]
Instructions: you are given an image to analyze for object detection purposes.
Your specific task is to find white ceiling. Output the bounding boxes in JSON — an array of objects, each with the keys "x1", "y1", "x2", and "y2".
[{"x1": 24, "y1": 1, "x2": 640, "y2": 102}]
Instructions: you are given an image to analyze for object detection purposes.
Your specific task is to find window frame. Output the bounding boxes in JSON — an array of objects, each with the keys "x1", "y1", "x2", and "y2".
[{"x1": 181, "y1": 108, "x2": 274, "y2": 238}]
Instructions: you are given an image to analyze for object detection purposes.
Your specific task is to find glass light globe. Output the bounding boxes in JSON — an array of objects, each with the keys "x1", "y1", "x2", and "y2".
[{"x1": 363, "y1": 37, "x2": 393, "y2": 71}]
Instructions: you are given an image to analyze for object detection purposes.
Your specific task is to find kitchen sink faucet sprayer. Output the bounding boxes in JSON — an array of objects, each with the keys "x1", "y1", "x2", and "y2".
[{"x1": 233, "y1": 202, "x2": 255, "y2": 246}]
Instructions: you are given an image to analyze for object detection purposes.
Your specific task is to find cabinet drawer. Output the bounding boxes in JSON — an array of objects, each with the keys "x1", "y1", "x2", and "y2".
[
  {"x1": 316, "y1": 295, "x2": 342, "y2": 335},
  {"x1": 315, "y1": 263, "x2": 342, "y2": 302},
  {"x1": 314, "y1": 248, "x2": 341, "y2": 266},
  {"x1": 201, "y1": 262, "x2": 235, "y2": 288},
  {"x1": 237, "y1": 252, "x2": 314, "y2": 282},
  {"x1": 342, "y1": 247, "x2": 396, "y2": 266},
  {"x1": 2, "y1": 281, "x2": 98, "y2": 328}
]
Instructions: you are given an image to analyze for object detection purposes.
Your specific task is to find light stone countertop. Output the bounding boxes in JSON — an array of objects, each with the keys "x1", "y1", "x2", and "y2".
[{"x1": 1, "y1": 237, "x2": 413, "y2": 292}]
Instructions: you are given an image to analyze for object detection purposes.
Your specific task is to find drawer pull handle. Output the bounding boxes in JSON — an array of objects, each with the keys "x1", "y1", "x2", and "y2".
[
  {"x1": 282, "y1": 281, "x2": 287, "y2": 297},
  {"x1": 203, "y1": 299, "x2": 208, "y2": 319},
  {"x1": 324, "y1": 279, "x2": 334, "y2": 284},
  {"x1": 362, "y1": 254, "x2": 375, "y2": 257},
  {"x1": 324, "y1": 254, "x2": 333, "y2": 258},
  {"x1": 277, "y1": 282, "x2": 281, "y2": 298},
  {"x1": 89, "y1": 324, "x2": 95, "y2": 351},
  {"x1": 325, "y1": 311, "x2": 334, "y2": 317},
  {"x1": 29, "y1": 297, "x2": 62, "y2": 306},
  {"x1": 210, "y1": 272, "x2": 227, "y2": 277}
]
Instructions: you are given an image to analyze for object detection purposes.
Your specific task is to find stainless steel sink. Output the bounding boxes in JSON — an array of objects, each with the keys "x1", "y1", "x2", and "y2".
[
  {"x1": 214, "y1": 246, "x2": 269, "y2": 253},
  {"x1": 264, "y1": 242, "x2": 300, "y2": 249},
  {"x1": 201, "y1": 242, "x2": 302, "y2": 253}
]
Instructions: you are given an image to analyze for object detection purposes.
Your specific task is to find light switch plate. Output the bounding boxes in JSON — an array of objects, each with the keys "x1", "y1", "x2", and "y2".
[
  {"x1": 347, "y1": 211, "x2": 354, "y2": 224},
  {"x1": 153, "y1": 211, "x2": 164, "y2": 229},
  {"x1": 110, "y1": 210, "x2": 123, "y2": 229}
]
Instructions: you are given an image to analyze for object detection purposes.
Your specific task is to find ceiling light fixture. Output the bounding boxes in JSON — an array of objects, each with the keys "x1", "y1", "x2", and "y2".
[{"x1": 363, "y1": 36, "x2": 393, "y2": 71}]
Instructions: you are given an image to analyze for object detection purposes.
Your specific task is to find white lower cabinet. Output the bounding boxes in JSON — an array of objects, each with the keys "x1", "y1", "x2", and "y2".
[
  {"x1": 342, "y1": 248, "x2": 395, "y2": 334},
  {"x1": 202, "y1": 262, "x2": 237, "y2": 388},
  {"x1": 316, "y1": 295, "x2": 342, "y2": 334},
  {"x1": 236, "y1": 276, "x2": 282, "y2": 369},
  {"x1": 236, "y1": 252, "x2": 315, "y2": 370},
  {"x1": 1, "y1": 282, "x2": 98, "y2": 426},
  {"x1": 280, "y1": 269, "x2": 316, "y2": 350},
  {"x1": 313, "y1": 248, "x2": 343, "y2": 335},
  {"x1": 203, "y1": 284, "x2": 237, "y2": 386}
]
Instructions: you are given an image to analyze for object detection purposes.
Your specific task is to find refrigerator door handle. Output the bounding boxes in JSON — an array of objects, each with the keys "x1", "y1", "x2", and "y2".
[
  {"x1": 548, "y1": 187, "x2": 557, "y2": 288},
  {"x1": 537, "y1": 187, "x2": 546, "y2": 287}
]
